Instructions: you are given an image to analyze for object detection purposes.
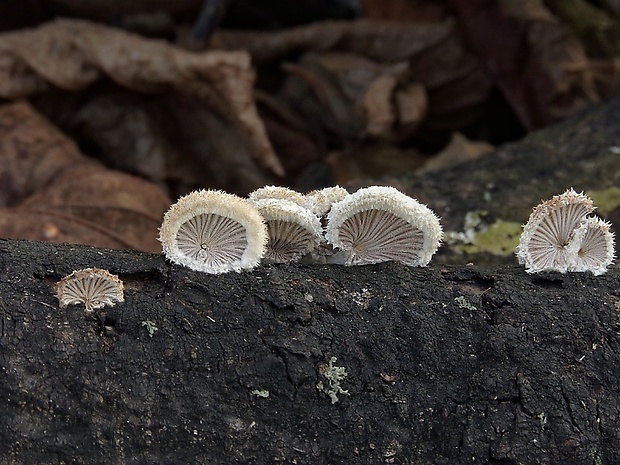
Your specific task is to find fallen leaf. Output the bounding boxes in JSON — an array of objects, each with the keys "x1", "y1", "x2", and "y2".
[
  {"x1": 233, "y1": 18, "x2": 490, "y2": 143},
  {"x1": 255, "y1": 91, "x2": 324, "y2": 187},
  {"x1": 449, "y1": 0, "x2": 600, "y2": 129},
  {"x1": 417, "y1": 132, "x2": 494, "y2": 174},
  {"x1": 62, "y1": 90, "x2": 269, "y2": 195},
  {"x1": 0, "y1": 18, "x2": 284, "y2": 177},
  {"x1": 282, "y1": 52, "x2": 418, "y2": 142},
  {"x1": 0, "y1": 101, "x2": 170, "y2": 252},
  {"x1": 545, "y1": 0, "x2": 620, "y2": 59}
]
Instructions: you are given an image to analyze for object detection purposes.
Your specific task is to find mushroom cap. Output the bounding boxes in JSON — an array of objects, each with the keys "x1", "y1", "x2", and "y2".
[
  {"x1": 325, "y1": 186, "x2": 443, "y2": 266},
  {"x1": 305, "y1": 186, "x2": 349, "y2": 217},
  {"x1": 158, "y1": 190, "x2": 267, "y2": 274},
  {"x1": 567, "y1": 216, "x2": 615, "y2": 275},
  {"x1": 248, "y1": 185, "x2": 307, "y2": 207},
  {"x1": 516, "y1": 188, "x2": 596, "y2": 273},
  {"x1": 56, "y1": 268, "x2": 124, "y2": 312},
  {"x1": 253, "y1": 198, "x2": 323, "y2": 263}
]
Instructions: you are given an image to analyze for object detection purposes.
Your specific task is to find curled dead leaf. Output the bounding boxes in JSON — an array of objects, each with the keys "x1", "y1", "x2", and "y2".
[
  {"x1": 67, "y1": 91, "x2": 269, "y2": 195},
  {"x1": 450, "y1": 0, "x2": 600, "y2": 129},
  {"x1": 418, "y1": 132, "x2": 494, "y2": 174},
  {"x1": 217, "y1": 19, "x2": 490, "y2": 142},
  {"x1": 0, "y1": 18, "x2": 283, "y2": 177},
  {"x1": 0, "y1": 101, "x2": 170, "y2": 252}
]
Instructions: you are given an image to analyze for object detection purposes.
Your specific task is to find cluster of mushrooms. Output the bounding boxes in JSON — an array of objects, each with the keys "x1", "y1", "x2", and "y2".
[
  {"x1": 158, "y1": 185, "x2": 444, "y2": 274},
  {"x1": 55, "y1": 187, "x2": 615, "y2": 313}
]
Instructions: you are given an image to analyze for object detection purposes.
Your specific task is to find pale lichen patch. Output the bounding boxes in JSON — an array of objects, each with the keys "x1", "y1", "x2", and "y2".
[{"x1": 317, "y1": 356, "x2": 349, "y2": 404}]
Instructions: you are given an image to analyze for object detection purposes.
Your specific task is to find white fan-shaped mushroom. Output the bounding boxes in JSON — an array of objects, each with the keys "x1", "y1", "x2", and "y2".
[
  {"x1": 325, "y1": 186, "x2": 443, "y2": 266},
  {"x1": 305, "y1": 186, "x2": 349, "y2": 218},
  {"x1": 252, "y1": 198, "x2": 322, "y2": 263},
  {"x1": 517, "y1": 188, "x2": 616, "y2": 275},
  {"x1": 158, "y1": 190, "x2": 267, "y2": 274},
  {"x1": 248, "y1": 185, "x2": 307, "y2": 207},
  {"x1": 566, "y1": 216, "x2": 615, "y2": 275},
  {"x1": 56, "y1": 268, "x2": 124, "y2": 312}
]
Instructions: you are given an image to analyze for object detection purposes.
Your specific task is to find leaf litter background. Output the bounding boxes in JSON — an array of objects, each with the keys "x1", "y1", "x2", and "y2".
[{"x1": 0, "y1": 0, "x2": 617, "y2": 256}]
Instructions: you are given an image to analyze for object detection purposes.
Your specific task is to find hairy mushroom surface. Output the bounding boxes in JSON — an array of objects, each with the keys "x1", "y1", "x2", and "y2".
[
  {"x1": 248, "y1": 185, "x2": 307, "y2": 207},
  {"x1": 56, "y1": 268, "x2": 124, "y2": 312},
  {"x1": 325, "y1": 186, "x2": 443, "y2": 266},
  {"x1": 159, "y1": 190, "x2": 267, "y2": 274},
  {"x1": 516, "y1": 188, "x2": 615, "y2": 275},
  {"x1": 566, "y1": 217, "x2": 615, "y2": 275},
  {"x1": 252, "y1": 198, "x2": 322, "y2": 263},
  {"x1": 305, "y1": 186, "x2": 349, "y2": 218}
]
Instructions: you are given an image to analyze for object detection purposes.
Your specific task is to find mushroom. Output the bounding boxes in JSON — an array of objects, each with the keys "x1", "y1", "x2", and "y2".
[
  {"x1": 251, "y1": 198, "x2": 323, "y2": 263},
  {"x1": 158, "y1": 189, "x2": 267, "y2": 274},
  {"x1": 56, "y1": 268, "x2": 124, "y2": 312},
  {"x1": 567, "y1": 217, "x2": 615, "y2": 275},
  {"x1": 325, "y1": 186, "x2": 443, "y2": 266},
  {"x1": 305, "y1": 186, "x2": 349, "y2": 219},
  {"x1": 516, "y1": 188, "x2": 615, "y2": 274},
  {"x1": 304, "y1": 186, "x2": 349, "y2": 262},
  {"x1": 248, "y1": 185, "x2": 307, "y2": 207}
]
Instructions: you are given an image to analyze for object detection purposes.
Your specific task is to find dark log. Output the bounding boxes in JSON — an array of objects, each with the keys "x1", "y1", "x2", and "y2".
[{"x1": 1, "y1": 238, "x2": 619, "y2": 465}]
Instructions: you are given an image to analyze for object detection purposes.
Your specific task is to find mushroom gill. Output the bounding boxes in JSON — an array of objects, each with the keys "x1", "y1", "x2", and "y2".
[
  {"x1": 158, "y1": 190, "x2": 267, "y2": 274},
  {"x1": 252, "y1": 198, "x2": 322, "y2": 263},
  {"x1": 515, "y1": 188, "x2": 613, "y2": 274},
  {"x1": 325, "y1": 186, "x2": 443, "y2": 266},
  {"x1": 56, "y1": 268, "x2": 124, "y2": 312},
  {"x1": 567, "y1": 216, "x2": 615, "y2": 275}
]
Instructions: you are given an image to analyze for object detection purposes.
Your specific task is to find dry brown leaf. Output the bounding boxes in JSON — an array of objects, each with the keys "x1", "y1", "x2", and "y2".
[
  {"x1": 282, "y1": 52, "x2": 419, "y2": 142},
  {"x1": 417, "y1": 132, "x2": 494, "y2": 174},
  {"x1": 449, "y1": 0, "x2": 599, "y2": 129},
  {"x1": 545, "y1": 0, "x2": 620, "y2": 59},
  {"x1": 254, "y1": 91, "x2": 324, "y2": 187},
  {"x1": 0, "y1": 101, "x2": 170, "y2": 252},
  {"x1": 65, "y1": 90, "x2": 269, "y2": 195},
  {"x1": 259, "y1": 21, "x2": 487, "y2": 141},
  {"x1": 213, "y1": 18, "x2": 491, "y2": 149},
  {"x1": 0, "y1": 18, "x2": 284, "y2": 177},
  {"x1": 213, "y1": 18, "x2": 469, "y2": 64}
]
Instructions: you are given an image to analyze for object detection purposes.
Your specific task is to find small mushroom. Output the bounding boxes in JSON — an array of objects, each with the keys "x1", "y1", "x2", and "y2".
[
  {"x1": 567, "y1": 217, "x2": 615, "y2": 275},
  {"x1": 325, "y1": 186, "x2": 443, "y2": 266},
  {"x1": 56, "y1": 268, "x2": 124, "y2": 312},
  {"x1": 248, "y1": 185, "x2": 307, "y2": 207},
  {"x1": 517, "y1": 188, "x2": 615, "y2": 275},
  {"x1": 305, "y1": 186, "x2": 349, "y2": 218},
  {"x1": 158, "y1": 190, "x2": 267, "y2": 274},
  {"x1": 305, "y1": 186, "x2": 349, "y2": 262},
  {"x1": 252, "y1": 198, "x2": 323, "y2": 263}
]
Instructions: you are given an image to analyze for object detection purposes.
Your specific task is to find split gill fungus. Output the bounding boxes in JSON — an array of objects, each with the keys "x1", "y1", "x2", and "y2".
[
  {"x1": 517, "y1": 188, "x2": 615, "y2": 275},
  {"x1": 325, "y1": 186, "x2": 443, "y2": 266},
  {"x1": 56, "y1": 268, "x2": 124, "y2": 312},
  {"x1": 251, "y1": 198, "x2": 323, "y2": 264},
  {"x1": 158, "y1": 189, "x2": 268, "y2": 274}
]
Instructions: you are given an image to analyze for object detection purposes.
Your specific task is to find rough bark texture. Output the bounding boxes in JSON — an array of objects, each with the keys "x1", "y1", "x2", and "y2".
[{"x1": 1, "y1": 238, "x2": 619, "y2": 465}]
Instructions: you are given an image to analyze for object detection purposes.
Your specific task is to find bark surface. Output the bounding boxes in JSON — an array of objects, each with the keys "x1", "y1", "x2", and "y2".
[{"x1": 1, "y1": 238, "x2": 619, "y2": 465}]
